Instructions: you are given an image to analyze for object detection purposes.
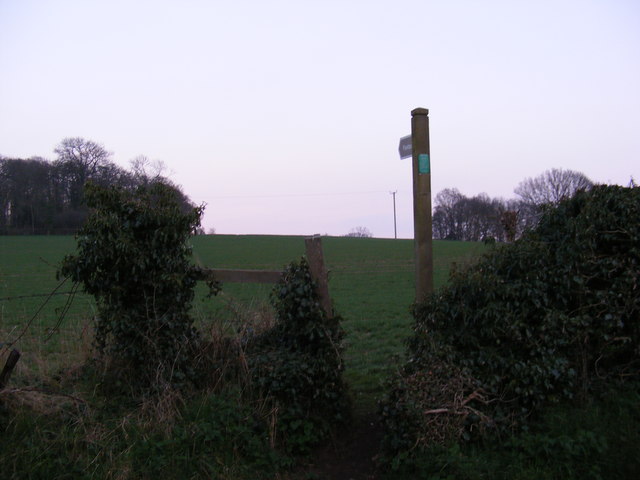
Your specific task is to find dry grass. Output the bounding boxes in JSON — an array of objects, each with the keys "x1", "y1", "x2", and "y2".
[
  {"x1": 400, "y1": 359, "x2": 494, "y2": 448},
  {"x1": 195, "y1": 292, "x2": 276, "y2": 390},
  {"x1": 0, "y1": 386, "x2": 86, "y2": 416},
  {"x1": 0, "y1": 289, "x2": 291, "y2": 479}
]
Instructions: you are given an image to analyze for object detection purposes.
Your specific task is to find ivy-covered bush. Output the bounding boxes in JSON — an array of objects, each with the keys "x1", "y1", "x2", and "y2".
[
  {"x1": 59, "y1": 182, "x2": 207, "y2": 390},
  {"x1": 380, "y1": 185, "x2": 640, "y2": 467},
  {"x1": 248, "y1": 258, "x2": 350, "y2": 454}
]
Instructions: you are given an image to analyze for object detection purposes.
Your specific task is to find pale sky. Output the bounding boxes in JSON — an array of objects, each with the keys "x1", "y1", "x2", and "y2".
[{"x1": 1, "y1": 0, "x2": 638, "y2": 238}]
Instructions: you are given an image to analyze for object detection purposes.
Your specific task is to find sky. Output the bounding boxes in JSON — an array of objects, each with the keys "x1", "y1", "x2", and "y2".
[{"x1": 1, "y1": 0, "x2": 638, "y2": 238}]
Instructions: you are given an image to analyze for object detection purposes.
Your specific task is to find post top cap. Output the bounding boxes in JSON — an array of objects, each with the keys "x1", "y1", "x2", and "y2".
[{"x1": 411, "y1": 107, "x2": 429, "y2": 116}]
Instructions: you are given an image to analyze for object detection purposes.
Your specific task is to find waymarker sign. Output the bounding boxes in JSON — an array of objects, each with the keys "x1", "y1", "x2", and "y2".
[{"x1": 398, "y1": 135, "x2": 412, "y2": 159}]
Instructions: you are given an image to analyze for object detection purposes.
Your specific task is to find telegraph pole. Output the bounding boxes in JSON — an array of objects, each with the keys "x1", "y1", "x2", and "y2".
[{"x1": 390, "y1": 190, "x2": 397, "y2": 239}]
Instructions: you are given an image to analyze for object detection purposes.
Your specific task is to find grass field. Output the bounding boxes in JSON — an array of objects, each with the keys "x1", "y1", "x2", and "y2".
[
  {"x1": 3, "y1": 234, "x2": 639, "y2": 480},
  {"x1": 0, "y1": 234, "x2": 485, "y2": 412}
]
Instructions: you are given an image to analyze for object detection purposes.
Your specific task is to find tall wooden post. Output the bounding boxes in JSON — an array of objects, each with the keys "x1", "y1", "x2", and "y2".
[{"x1": 411, "y1": 108, "x2": 433, "y2": 301}]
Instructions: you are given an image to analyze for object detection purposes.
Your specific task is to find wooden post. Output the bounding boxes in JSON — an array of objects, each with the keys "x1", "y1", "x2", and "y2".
[
  {"x1": 411, "y1": 108, "x2": 434, "y2": 302},
  {"x1": 0, "y1": 348, "x2": 21, "y2": 389},
  {"x1": 305, "y1": 236, "x2": 332, "y2": 318}
]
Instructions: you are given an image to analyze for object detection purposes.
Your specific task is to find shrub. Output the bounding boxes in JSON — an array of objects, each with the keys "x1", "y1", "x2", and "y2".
[
  {"x1": 58, "y1": 182, "x2": 215, "y2": 391},
  {"x1": 247, "y1": 258, "x2": 350, "y2": 454},
  {"x1": 380, "y1": 185, "x2": 640, "y2": 469},
  {"x1": 380, "y1": 383, "x2": 640, "y2": 480}
]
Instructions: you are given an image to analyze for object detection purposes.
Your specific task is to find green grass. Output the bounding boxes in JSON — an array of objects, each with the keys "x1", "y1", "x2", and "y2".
[
  {"x1": 1, "y1": 234, "x2": 485, "y2": 410},
  {"x1": 0, "y1": 236, "x2": 91, "y2": 326},
  {"x1": 0, "y1": 236, "x2": 96, "y2": 375}
]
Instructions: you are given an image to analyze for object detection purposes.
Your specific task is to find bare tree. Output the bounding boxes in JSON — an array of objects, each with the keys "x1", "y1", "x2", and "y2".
[
  {"x1": 54, "y1": 137, "x2": 112, "y2": 177},
  {"x1": 500, "y1": 210, "x2": 518, "y2": 243},
  {"x1": 515, "y1": 168, "x2": 593, "y2": 206},
  {"x1": 54, "y1": 137, "x2": 112, "y2": 209},
  {"x1": 514, "y1": 168, "x2": 593, "y2": 229},
  {"x1": 433, "y1": 189, "x2": 505, "y2": 241},
  {"x1": 130, "y1": 155, "x2": 168, "y2": 184},
  {"x1": 345, "y1": 226, "x2": 373, "y2": 238},
  {"x1": 432, "y1": 188, "x2": 466, "y2": 240},
  {"x1": 0, "y1": 157, "x2": 56, "y2": 233}
]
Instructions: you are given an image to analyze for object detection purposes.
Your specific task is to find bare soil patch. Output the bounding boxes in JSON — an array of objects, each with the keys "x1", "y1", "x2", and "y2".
[{"x1": 290, "y1": 413, "x2": 383, "y2": 480}]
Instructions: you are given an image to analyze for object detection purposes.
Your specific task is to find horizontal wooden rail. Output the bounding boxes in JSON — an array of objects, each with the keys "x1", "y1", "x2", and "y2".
[
  {"x1": 196, "y1": 268, "x2": 282, "y2": 284},
  {"x1": 194, "y1": 235, "x2": 332, "y2": 318}
]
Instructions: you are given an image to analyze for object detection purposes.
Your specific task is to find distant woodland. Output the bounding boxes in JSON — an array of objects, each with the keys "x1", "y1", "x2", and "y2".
[
  {"x1": 0, "y1": 138, "x2": 193, "y2": 234},
  {"x1": 432, "y1": 168, "x2": 593, "y2": 242},
  {"x1": 2, "y1": 137, "x2": 594, "y2": 240}
]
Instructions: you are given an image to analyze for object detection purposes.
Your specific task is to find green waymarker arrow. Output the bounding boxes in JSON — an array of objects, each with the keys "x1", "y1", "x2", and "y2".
[{"x1": 418, "y1": 154, "x2": 430, "y2": 174}]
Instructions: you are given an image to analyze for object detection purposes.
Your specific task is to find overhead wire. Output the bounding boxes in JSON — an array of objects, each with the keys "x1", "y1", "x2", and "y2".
[{"x1": 196, "y1": 190, "x2": 393, "y2": 200}]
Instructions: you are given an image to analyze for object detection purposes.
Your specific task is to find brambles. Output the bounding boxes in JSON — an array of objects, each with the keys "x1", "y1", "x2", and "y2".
[{"x1": 380, "y1": 185, "x2": 640, "y2": 471}]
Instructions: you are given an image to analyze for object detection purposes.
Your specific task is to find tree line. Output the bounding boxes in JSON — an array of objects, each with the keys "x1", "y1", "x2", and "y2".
[
  {"x1": 0, "y1": 137, "x2": 193, "y2": 234},
  {"x1": 1, "y1": 141, "x2": 594, "y2": 240},
  {"x1": 433, "y1": 168, "x2": 593, "y2": 242}
]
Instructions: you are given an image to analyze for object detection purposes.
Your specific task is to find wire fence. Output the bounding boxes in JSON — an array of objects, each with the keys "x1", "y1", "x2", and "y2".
[
  {"x1": 0, "y1": 257, "x2": 421, "y2": 350},
  {"x1": 0, "y1": 291, "x2": 76, "y2": 302},
  {"x1": 0, "y1": 261, "x2": 416, "y2": 305}
]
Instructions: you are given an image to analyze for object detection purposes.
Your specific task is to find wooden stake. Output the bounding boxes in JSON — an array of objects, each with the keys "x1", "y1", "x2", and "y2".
[
  {"x1": 0, "y1": 349, "x2": 21, "y2": 389},
  {"x1": 305, "y1": 236, "x2": 332, "y2": 318}
]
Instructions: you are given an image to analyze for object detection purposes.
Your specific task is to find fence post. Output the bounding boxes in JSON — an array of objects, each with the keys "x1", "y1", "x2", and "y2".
[
  {"x1": 304, "y1": 236, "x2": 332, "y2": 318},
  {"x1": 0, "y1": 348, "x2": 21, "y2": 389}
]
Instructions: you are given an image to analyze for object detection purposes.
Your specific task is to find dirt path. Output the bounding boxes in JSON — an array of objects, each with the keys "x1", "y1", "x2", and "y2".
[{"x1": 290, "y1": 414, "x2": 384, "y2": 480}]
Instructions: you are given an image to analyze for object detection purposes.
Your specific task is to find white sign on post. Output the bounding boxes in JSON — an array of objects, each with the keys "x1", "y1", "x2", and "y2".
[{"x1": 398, "y1": 135, "x2": 412, "y2": 159}]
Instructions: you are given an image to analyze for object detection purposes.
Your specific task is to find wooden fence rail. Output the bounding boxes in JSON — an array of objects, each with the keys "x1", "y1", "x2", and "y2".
[
  {"x1": 195, "y1": 235, "x2": 332, "y2": 317},
  {"x1": 201, "y1": 268, "x2": 283, "y2": 284},
  {"x1": 0, "y1": 238, "x2": 330, "y2": 391}
]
